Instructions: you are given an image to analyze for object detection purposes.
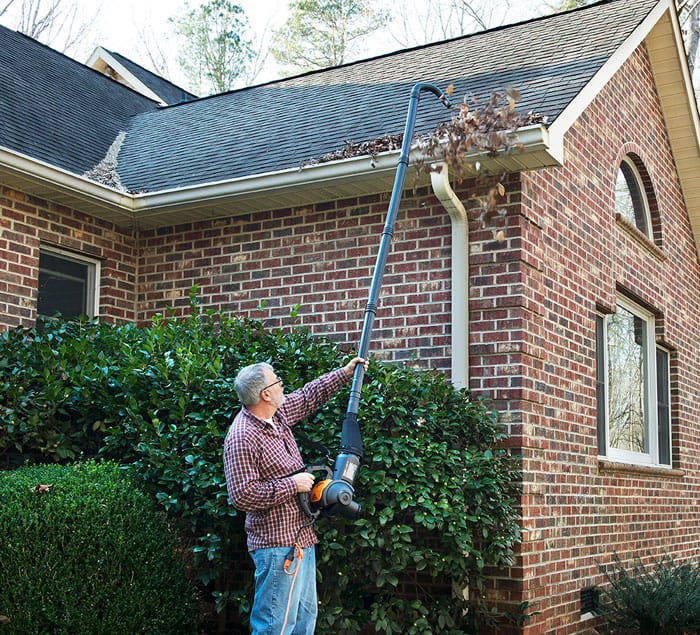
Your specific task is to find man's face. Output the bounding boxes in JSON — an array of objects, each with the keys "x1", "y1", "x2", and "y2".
[{"x1": 261, "y1": 369, "x2": 285, "y2": 409}]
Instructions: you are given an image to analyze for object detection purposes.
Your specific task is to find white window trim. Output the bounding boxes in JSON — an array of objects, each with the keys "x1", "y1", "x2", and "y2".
[
  {"x1": 599, "y1": 296, "x2": 669, "y2": 467},
  {"x1": 617, "y1": 157, "x2": 653, "y2": 239},
  {"x1": 39, "y1": 245, "x2": 101, "y2": 319},
  {"x1": 656, "y1": 345, "x2": 672, "y2": 466}
]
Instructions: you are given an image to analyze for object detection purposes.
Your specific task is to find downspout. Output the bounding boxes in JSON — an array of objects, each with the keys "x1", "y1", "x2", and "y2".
[{"x1": 430, "y1": 162, "x2": 469, "y2": 389}]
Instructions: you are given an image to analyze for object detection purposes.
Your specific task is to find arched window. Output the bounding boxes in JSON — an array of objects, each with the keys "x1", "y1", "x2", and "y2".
[{"x1": 615, "y1": 157, "x2": 652, "y2": 238}]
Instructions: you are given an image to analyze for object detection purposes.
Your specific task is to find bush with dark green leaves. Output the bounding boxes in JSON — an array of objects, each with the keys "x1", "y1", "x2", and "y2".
[
  {"x1": 0, "y1": 460, "x2": 196, "y2": 634},
  {"x1": 0, "y1": 294, "x2": 522, "y2": 633},
  {"x1": 598, "y1": 554, "x2": 700, "y2": 635}
]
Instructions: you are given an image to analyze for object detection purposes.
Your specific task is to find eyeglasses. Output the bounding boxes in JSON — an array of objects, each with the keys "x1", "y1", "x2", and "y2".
[{"x1": 260, "y1": 377, "x2": 283, "y2": 392}]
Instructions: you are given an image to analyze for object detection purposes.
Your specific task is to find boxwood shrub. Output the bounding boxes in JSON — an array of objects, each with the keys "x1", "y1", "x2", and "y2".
[{"x1": 0, "y1": 460, "x2": 196, "y2": 634}]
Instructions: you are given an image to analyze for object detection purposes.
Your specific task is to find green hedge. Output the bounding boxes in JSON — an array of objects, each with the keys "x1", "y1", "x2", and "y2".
[
  {"x1": 0, "y1": 460, "x2": 196, "y2": 634},
  {"x1": 0, "y1": 295, "x2": 523, "y2": 633},
  {"x1": 599, "y1": 554, "x2": 700, "y2": 634}
]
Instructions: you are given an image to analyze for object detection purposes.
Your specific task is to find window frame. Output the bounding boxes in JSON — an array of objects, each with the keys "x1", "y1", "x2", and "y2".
[
  {"x1": 615, "y1": 156, "x2": 653, "y2": 239},
  {"x1": 596, "y1": 296, "x2": 671, "y2": 467},
  {"x1": 37, "y1": 246, "x2": 100, "y2": 320}
]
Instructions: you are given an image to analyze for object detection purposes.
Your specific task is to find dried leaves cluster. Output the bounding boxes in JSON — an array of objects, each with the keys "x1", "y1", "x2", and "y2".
[
  {"x1": 302, "y1": 88, "x2": 546, "y2": 239},
  {"x1": 414, "y1": 88, "x2": 546, "y2": 234},
  {"x1": 300, "y1": 134, "x2": 404, "y2": 169}
]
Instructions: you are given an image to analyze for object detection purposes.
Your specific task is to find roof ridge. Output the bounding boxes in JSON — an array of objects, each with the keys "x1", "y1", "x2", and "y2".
[{"x1": 153, "y1": 0, "x2": 626, "y2": 109}]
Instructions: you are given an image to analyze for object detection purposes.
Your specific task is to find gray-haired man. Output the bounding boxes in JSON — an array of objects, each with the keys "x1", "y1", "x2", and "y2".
[{"x1": 224, "y1": 357, "x2": 366, "y2": 635}]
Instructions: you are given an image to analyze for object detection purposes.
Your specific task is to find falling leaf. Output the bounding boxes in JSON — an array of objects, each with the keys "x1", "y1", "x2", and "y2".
[
  {"x1": 0, "y1": 615, "x2": 10, "y2": 624},
  {"x1": 446, "y1": 84, "x2": 455, "y2": 97},
  {"x1": 496, "y1": 230, "x2": 505, "y2": 243}
]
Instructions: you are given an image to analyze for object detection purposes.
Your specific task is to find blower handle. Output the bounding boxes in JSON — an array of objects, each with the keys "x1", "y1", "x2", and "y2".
[{"x1": 341, "y1": 82, "x2": 452, "y2": 458}]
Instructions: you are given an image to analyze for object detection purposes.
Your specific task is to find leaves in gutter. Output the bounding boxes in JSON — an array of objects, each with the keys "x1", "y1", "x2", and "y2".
[
  {"x1": 299, "y1": 134, "x2": 404, "y2": 170},
  {"x1": 301, "y1": 88, "x2": 546, "y2": 243}
]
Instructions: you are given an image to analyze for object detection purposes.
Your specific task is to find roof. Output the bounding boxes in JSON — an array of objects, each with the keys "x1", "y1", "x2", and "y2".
[
  {"x1": 2, "y1": 0, "x2": 699, "y2": 249},
  {"x1": 117, "y1": 0, "x2": 659, "y2": 193},
  {"x1": 0, "y1": 25, "x2": 158, "y2": 177}
]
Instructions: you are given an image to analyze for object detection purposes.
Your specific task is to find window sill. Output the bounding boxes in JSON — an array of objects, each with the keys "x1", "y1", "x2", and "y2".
[
  {"x1": 615, "y1": 213, "x2": 665, "y2": 261},
  {"x1": 598, "y1": 459, "x2": 684, "y2": 479}
]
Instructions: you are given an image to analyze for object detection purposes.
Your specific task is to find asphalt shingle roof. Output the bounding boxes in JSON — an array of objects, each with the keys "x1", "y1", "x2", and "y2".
[
  {"x1": 0, "y1": 25, "x2": 158, "y2": 176},
  {"x1": 0, "y1": 0, "x2": 661, "y2": 193}
]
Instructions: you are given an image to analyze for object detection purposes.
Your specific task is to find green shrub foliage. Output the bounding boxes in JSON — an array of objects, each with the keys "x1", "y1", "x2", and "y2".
[
  {"x1": 0, "y1": 460, "x2": 196, "y2": 634},
  {"x1": 598, "y1": 554, "x2": 700, "y2": 635},
  {"x1": 0, "y1": 295, "x2": 521, "y2": 633}
]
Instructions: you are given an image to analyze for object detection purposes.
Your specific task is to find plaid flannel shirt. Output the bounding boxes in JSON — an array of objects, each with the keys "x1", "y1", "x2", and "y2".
[{"x1": 223, "y1": 368, "x2": 348, "y2": 551}]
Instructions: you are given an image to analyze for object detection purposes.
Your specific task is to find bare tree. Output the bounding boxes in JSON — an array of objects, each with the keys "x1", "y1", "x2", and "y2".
[
  {"x1": 388, "y1": 0, "x2": 540, "y2": 49},
  {"x1": 0, "y1": 0, "x2": 101, "y2": 55},
  {"x1": 0, "y1": 0, "x2": 15, "y2": 18},
  {"x1": 132, "y1": 24, "x2": 172, "y2": 80}
]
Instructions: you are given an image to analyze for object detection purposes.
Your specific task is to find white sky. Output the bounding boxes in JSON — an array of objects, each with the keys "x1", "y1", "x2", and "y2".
[
  {"x1": 0, "y1": 0, "x2": 545, "y2": 89},
  {"x1": 85, "y1": 0, "x2": 293, "y2": 85}
]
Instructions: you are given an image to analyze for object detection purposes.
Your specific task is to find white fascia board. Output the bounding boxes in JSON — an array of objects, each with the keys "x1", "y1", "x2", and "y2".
[
  {"x1": 131, "y1": 151, "x2": 399, "y2": 212},
  {"x1": 87, "y1": 46, "x2": 165, "y2": 105}
]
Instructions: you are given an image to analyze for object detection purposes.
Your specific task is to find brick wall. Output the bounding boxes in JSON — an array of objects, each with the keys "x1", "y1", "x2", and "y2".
[
  {"x1": 469, "y1": 45, "x2": 700, "y2": 634},
  {"x1": 0, "y1": 186, "x2": 137, "y2": 328},
  {"x1": 136, "y1": 186, "x2": 455, "y2": 370}
]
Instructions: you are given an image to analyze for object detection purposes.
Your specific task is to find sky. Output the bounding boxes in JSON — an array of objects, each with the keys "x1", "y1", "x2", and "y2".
[
  {"x1": 0, "y1": 0, "x2": 292, "y2": 86},
  {"x1": 77, "y1": 0, "x2": 293, "y2": 85},
  {"x1": 0, "y1": 0, "x2": 546, "y2": 90}
]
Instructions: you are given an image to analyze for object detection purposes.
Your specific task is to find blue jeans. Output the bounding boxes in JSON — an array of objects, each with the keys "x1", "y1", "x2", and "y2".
[{"x1": 249, "y1": 546, "x2": 318, "y2": 635}]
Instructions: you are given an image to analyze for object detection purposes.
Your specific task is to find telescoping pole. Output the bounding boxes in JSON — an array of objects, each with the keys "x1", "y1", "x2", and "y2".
[
  {"x1": 341, "y1": 82, "x2": 452, "y2": 457},
  {"x1": 322, "y1": 83, "x2": 452, "y2": 517}
]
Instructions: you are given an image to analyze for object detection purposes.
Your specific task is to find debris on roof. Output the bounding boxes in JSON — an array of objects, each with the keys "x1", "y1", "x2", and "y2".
[
  {"x1": 82, "y1": 131, "x2": 127, "y2": 191},
  {"x1": 300, "y1": 134, "x2": 404, "y2": 169}
]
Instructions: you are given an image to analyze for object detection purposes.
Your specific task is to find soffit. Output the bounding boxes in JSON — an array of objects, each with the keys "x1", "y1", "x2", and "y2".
[{"x1": 645, "y1": 10, "x2": 700, "y2": 257}]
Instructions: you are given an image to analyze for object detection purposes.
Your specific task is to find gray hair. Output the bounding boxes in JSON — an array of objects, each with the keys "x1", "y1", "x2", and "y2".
[{"x1": 234, "y1": 362, "x2": 274, "y2": 406}]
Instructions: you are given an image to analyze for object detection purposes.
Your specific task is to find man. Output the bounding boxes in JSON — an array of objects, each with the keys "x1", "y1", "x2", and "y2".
[{"x1": 223, "y1": 357, "x2": 367, "y2": 635}]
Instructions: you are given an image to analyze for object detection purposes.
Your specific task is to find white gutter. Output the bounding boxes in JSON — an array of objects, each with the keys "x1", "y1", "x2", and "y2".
[
  {"x1": 0, "y1": 147, "x2": 135, "y2": 216},
  {"x1": 430, "y1": 162, "x2": 469, "y2": 390},
  {"x1": 132, "y1": 151, "x2": 398, "y2": 213},
  {"x1": 1, "y1": 126, "x2": 554, "y2": 227}
]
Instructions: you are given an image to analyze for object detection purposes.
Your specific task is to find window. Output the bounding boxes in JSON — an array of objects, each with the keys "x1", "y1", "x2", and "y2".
[
  {"x1": 596, "y1": 297, "x2": 671, "y2": 466},
  {"x1": 37, "y1": 247, "x2": 99, "y2": 320},
  {"x1": 615, "y1": 157, "x2": 652, "y2": 238}
]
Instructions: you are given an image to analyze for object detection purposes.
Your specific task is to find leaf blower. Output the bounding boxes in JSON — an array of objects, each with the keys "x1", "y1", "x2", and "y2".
[{"x1": 299, "y1": 82, "x2": 452, "y2": 520}]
